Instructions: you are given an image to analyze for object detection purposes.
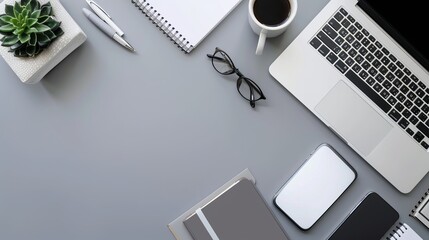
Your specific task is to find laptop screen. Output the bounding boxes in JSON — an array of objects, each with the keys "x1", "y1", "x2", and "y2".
[{"x1": 358, "y1": 0, "x2": 429, "y2": 72}]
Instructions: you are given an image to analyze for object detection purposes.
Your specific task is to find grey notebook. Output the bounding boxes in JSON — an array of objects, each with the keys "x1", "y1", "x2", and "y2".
[{"x1": 183, "y1": 178, "x2": 288, "y2": 240}]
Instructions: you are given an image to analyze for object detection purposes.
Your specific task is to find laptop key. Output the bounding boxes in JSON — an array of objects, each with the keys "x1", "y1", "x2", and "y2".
[
  {"x1": 368, "y1": 67, "x2": 377, "y2": 76},
  {"x1": 379, "y1": 66, "x2": 388, "y2": 75},
  {"x1": 381, "y1": 90, "x2": 390, "y2": 99},
  {"x1": 310, "y1": 38, "x2": 322, "y2": 49},
  {"x1": 345, "y1": 57, "x2": 355, "y2": 66},
  {"x1": 414, "y1": 131, "x2": 425, "y2": 143},
  {"x1": 389, "y1": 87, "x2": 399, "y2": 96},
  {"x1": 327, "y1": 52, "x2": 338, "y2": 64},
  {"x1": 342, "y1": 42, "x2": 351, "y2": 51},
  {"x1": 375, "y1": 74, "x2": 384, "y2": 83},
  {"x1": 415, "y1": 98, "x2": 423, "y2": 107},
  {"x1": 422, "y1": 104, "x2": 429, "y2": 113},
  {"x1": 395, "y1": 69, "x2": 404, "y2": 78},
  {"x1": 365, "y1": 53, "x2": 375, "y2": 62},
  {"x1": 352, "y1": 64, "x2": 362, "y2": 73},
  {"x1": 339, "y1": 28, "x2": 348, "y2": 37},
  {"x1": 396, "y1": 61, "x2": 404, "y2": 69},
  {"x1": 348, "y1": 49, "x2": 357, "y2": 57},
  {"x1": 409, "y1": 83, "x2": 418, "y2": 91},
  {"x1": 402, "y1": 76, "x2": 411, "y2": 85},
  {"x1": 407, "y1": 91, "x2": 418, "y2": 101},
  {"x1": 388, "y1": 54, "x2": 397, "y2": 62},
  {"x1": 341, "y1": 19, "x2": 351, "y2": 28},
  {"x1": 347, "y1": 15, "x2": 355, "y2": 23},
  {"x1": 395, "y1": 102, "x2": 404, "y2": 112},
  {"x1": 410, "y1": 116, "x2": 419, "y2": 125},
  {"x1": 374, "y1": 50, "x2": 383, "y2": 59},
  {"x1": 400, "y1": 86, "x2": 410, "y2": 94},
  {"x1": 355, "y1": 55, "x2": 364, "y2": 64},
  {"x1": 417, "y1": 123, "x2": 429, "y2": 138},
  {"x1": 345, "y1": 34, "x2": 355, "y2": 43},
  {"x1": 334, "y1": 12, "x2": 344, "y2": 22},
  {"x1": 393, "y1": 79, "x2": 402, "y2": 88},
  {"x1": 424, "y1": 95, "x2": 429, "y2": 104},
  {"x1": 362, "y1": 61, "x2": 371, "y2": 70},
  {"x1": 372, "y1": 59, "x2": 381, "y2": 69},
  {"x1": 369, "y1": 35, "x2": 376, "y2": 42},
  {"x1": 361, "y1": 38, "x2": 370, "y2": 47},
  {"x1": 421, "y1": 141, "x2": 429, "y2": 150},
  {"x1": 359, "y1": 71, "x2": 369, "y2": 80},
  {"x1": 418, "y1": 82, "x2": 426, "y2": 90},
  {"x1": 317, "y1": 32, "x2": 341, "y2": 54},
  {"x1": 374, "y1": 83, "x2": 383, "y2": 92},
  {"x1": 388, "y1": 63, "x2": 397, "y2": 72},
  {"x1": 397, "y1": 93, "x2": 406, "y2": 102},
  {"x1": 318, "y1": 45, "x2": 330, "y2": 56},
  {"x1": 411, "y1": 106, "x2": 420, "y2": 115},
  {"x1": 348, "y1": 25, "x2": 357, "y2": 34},
  {"x1": 403, "y1": 109, "x2": 411, "y2": 118},
  {"x1": 346, "y1": 71, "x2": 391, "y2": 113},
  {"x1": 368, "y1": 44, "x2": 377, "y2": 52},
  {"x1": 406, "y1": 128, "x2": 414, "y2": 136},
  {"x1": 375, "y1": 41, "x2": 383, "y2": 48},
  {"x1": 404, "y1": 100, "x2": 413, "y2": 109},
  {"x1": 416, "y1": 89, "x2": 425, "y2": 98},
  {"x1": 366, "y1": 77, "x2": 375, "y2": 86},
  {"x1": 328, "y1": 18, "x2": 342, "y2": 31},
  {"x1": 399, "y1": 118, "x2": 409, "y2": 129},
  {"x1": 418, "y1": 112, "x2": 428, "y2": 122},
  {"x1": 358, "y1": 47, "x2": 368, "y2": 56},
  {"x1": 355, "y1": 22, "x2": 363, "y2": 30},
  {"x1": 335, "y1": 60, "x2": 349, "y2": 73},
  {"x1": 339, "y1": 51, "x2": 348, "y2": 60},
  {"x1": 388, "y1": 109, "x2": 401, "y2": 122},
  {"x1": 387, "y1": 96, "x2": 397, "y2": 105},
  {"x1": 382, "y1": 80, "x2": 392, "y2": 90},
  {"x1": 362, "y1": 28, "x2": 370, "y2": 36},
  {"x1": 335, "y1": 36, "x2": 345, "y2": 45},
  {"x1": 411, "y1": 75, "x2": 419, "y2": 82},
  {"x1": 323, "y1": 25, "x2": 338, "y2": 39},
  {"x1": 340, "y1": 8, "x2": 348, "y2": 16},
  {"x1": 352, "y1": 41, "x2": 361, "y2": 50},
  {"x1": 355, "y1": 32, "x2": 364, "y2": 41},
  {"x1": 404, "y1": 68, "x2": 411, "y2": 76}
]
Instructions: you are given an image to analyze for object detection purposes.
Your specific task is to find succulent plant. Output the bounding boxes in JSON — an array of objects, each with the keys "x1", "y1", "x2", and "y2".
[{"x1": 0, "y1": 0, "x2": 64, "y2": 57}]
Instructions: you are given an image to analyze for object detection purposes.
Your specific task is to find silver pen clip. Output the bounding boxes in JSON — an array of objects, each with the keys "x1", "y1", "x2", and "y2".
[
  {"x1": 87, "y1": 0, "x2": 111, "y2": 18},
  {"x1": 85, "y1": 0, "x2": 125, "y2": 36}
]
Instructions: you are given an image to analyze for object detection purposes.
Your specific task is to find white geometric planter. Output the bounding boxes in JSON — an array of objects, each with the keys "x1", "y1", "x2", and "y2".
[{"x1": 0, "y1": 0, "x2": 86, "y2": 84}]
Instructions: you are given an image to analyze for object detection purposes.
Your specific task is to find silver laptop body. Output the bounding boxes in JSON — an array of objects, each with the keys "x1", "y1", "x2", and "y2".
[{"x1": 270, "y1": 0, "x2": 429, "y2": 193}]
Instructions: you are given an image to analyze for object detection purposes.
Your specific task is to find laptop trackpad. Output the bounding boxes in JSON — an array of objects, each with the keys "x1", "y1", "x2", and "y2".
[{"x1": 315, "y1": 81, "x2": 392, "y2": 156}]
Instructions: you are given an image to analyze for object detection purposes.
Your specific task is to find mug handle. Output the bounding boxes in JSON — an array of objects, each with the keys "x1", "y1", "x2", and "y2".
[{"x1": 256, "y1": 29, "x2": 267, "y2": 55}]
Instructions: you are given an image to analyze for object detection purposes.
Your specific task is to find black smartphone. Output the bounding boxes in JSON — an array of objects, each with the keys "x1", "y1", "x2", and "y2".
[{"x1": 327, "y1": 192, "x2": 399, "y2": 240}]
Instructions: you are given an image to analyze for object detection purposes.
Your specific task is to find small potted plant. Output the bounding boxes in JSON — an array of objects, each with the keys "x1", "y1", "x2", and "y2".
[
  {"x1": 0, "y1": 0, "x2": 86, "y2": 84},
  {"x1": 0, "y1": 0, "x2": 64, "y2": 57}
]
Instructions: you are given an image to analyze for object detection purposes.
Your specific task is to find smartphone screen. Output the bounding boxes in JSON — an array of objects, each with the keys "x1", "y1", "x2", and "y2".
[
  {"x1": 328, "y1": 192, "x2": 399, "y2": 240},
  {"x1": 274, "y1": 144, "x2": 356, "y2": 230}
]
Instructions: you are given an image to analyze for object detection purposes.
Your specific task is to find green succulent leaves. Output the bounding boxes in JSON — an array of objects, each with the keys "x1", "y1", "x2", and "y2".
[{"x1": 0, "y1": 0, "x2": 64, "y2": 57}]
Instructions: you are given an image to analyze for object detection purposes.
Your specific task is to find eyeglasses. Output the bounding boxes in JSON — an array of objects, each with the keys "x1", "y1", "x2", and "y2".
[{"x1": 207, "y1": 47, "x2": 266, "y2": 108}]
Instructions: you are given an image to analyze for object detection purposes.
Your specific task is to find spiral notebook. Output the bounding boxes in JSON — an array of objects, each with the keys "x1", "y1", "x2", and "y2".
[
  {"x1": 410, "y1": 188, "x2": 429, "y2": 228},
  {"x1": 385, "y1": 223, "x2": 423, "y2": 240},
  {"x1": 131, "y1": 0, "x2": 243, "y2": 53}
]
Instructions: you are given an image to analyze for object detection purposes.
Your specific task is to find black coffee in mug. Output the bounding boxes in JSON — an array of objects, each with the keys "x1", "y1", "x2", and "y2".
[{"x1": 253, "y1": 0, "x2": 291, "y2": 26}]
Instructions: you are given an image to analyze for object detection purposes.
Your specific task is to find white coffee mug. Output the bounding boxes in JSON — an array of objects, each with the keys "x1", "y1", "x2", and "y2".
[{"x1": 248, "y1": 0, "x2": 298, "y2": 55}]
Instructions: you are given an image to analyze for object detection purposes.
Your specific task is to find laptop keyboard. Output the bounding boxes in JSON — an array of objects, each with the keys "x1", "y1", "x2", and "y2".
[{"x1": 310, "y1": 7, "x2": 429, "y2": 151}]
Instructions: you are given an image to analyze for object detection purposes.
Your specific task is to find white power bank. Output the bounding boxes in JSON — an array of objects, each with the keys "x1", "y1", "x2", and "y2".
[{"x1": 274, "y1": 144, "x2": 356, "y2": 230}]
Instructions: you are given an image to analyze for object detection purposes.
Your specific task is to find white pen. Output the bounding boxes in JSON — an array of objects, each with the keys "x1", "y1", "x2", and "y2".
[
  {"x1": 83, "y1": 8, "x2": 135, "y2": 52},
  {"x1": 86, "y1": 0, "x2": 125, "y2": 36}
]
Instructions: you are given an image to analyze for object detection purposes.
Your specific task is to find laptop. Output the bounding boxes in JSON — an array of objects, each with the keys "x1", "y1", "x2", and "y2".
[{"x1": 269, "y1": 0, "x2": 429, "y2": 194}]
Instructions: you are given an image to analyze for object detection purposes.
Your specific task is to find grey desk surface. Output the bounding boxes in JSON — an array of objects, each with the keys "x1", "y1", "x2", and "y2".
[{"x1": 1, "y1": 0, "x2": 428, "y2": 239}]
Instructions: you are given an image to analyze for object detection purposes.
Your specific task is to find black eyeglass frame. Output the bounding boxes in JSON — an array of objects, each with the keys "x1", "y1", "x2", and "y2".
[{"x1": 207, "y1": 47, "x2": 266, "y2": 108}]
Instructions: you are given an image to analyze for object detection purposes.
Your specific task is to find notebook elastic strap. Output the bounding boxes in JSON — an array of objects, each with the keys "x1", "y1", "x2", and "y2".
[{"x1": 195, "y1": 208, "x2": 220, "y2": 240}]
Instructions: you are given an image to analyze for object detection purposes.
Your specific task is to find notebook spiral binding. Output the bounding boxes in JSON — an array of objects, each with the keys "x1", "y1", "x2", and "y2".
[
  {"x1": 410, "y1": 188, "x2": 429, "y2": 215},
  {"x1": 386, "y1": 223, "x2": 407, "y2": 240},
  {"x1": 131, "y1": 0, "x2": 194, "y2": 53}
]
